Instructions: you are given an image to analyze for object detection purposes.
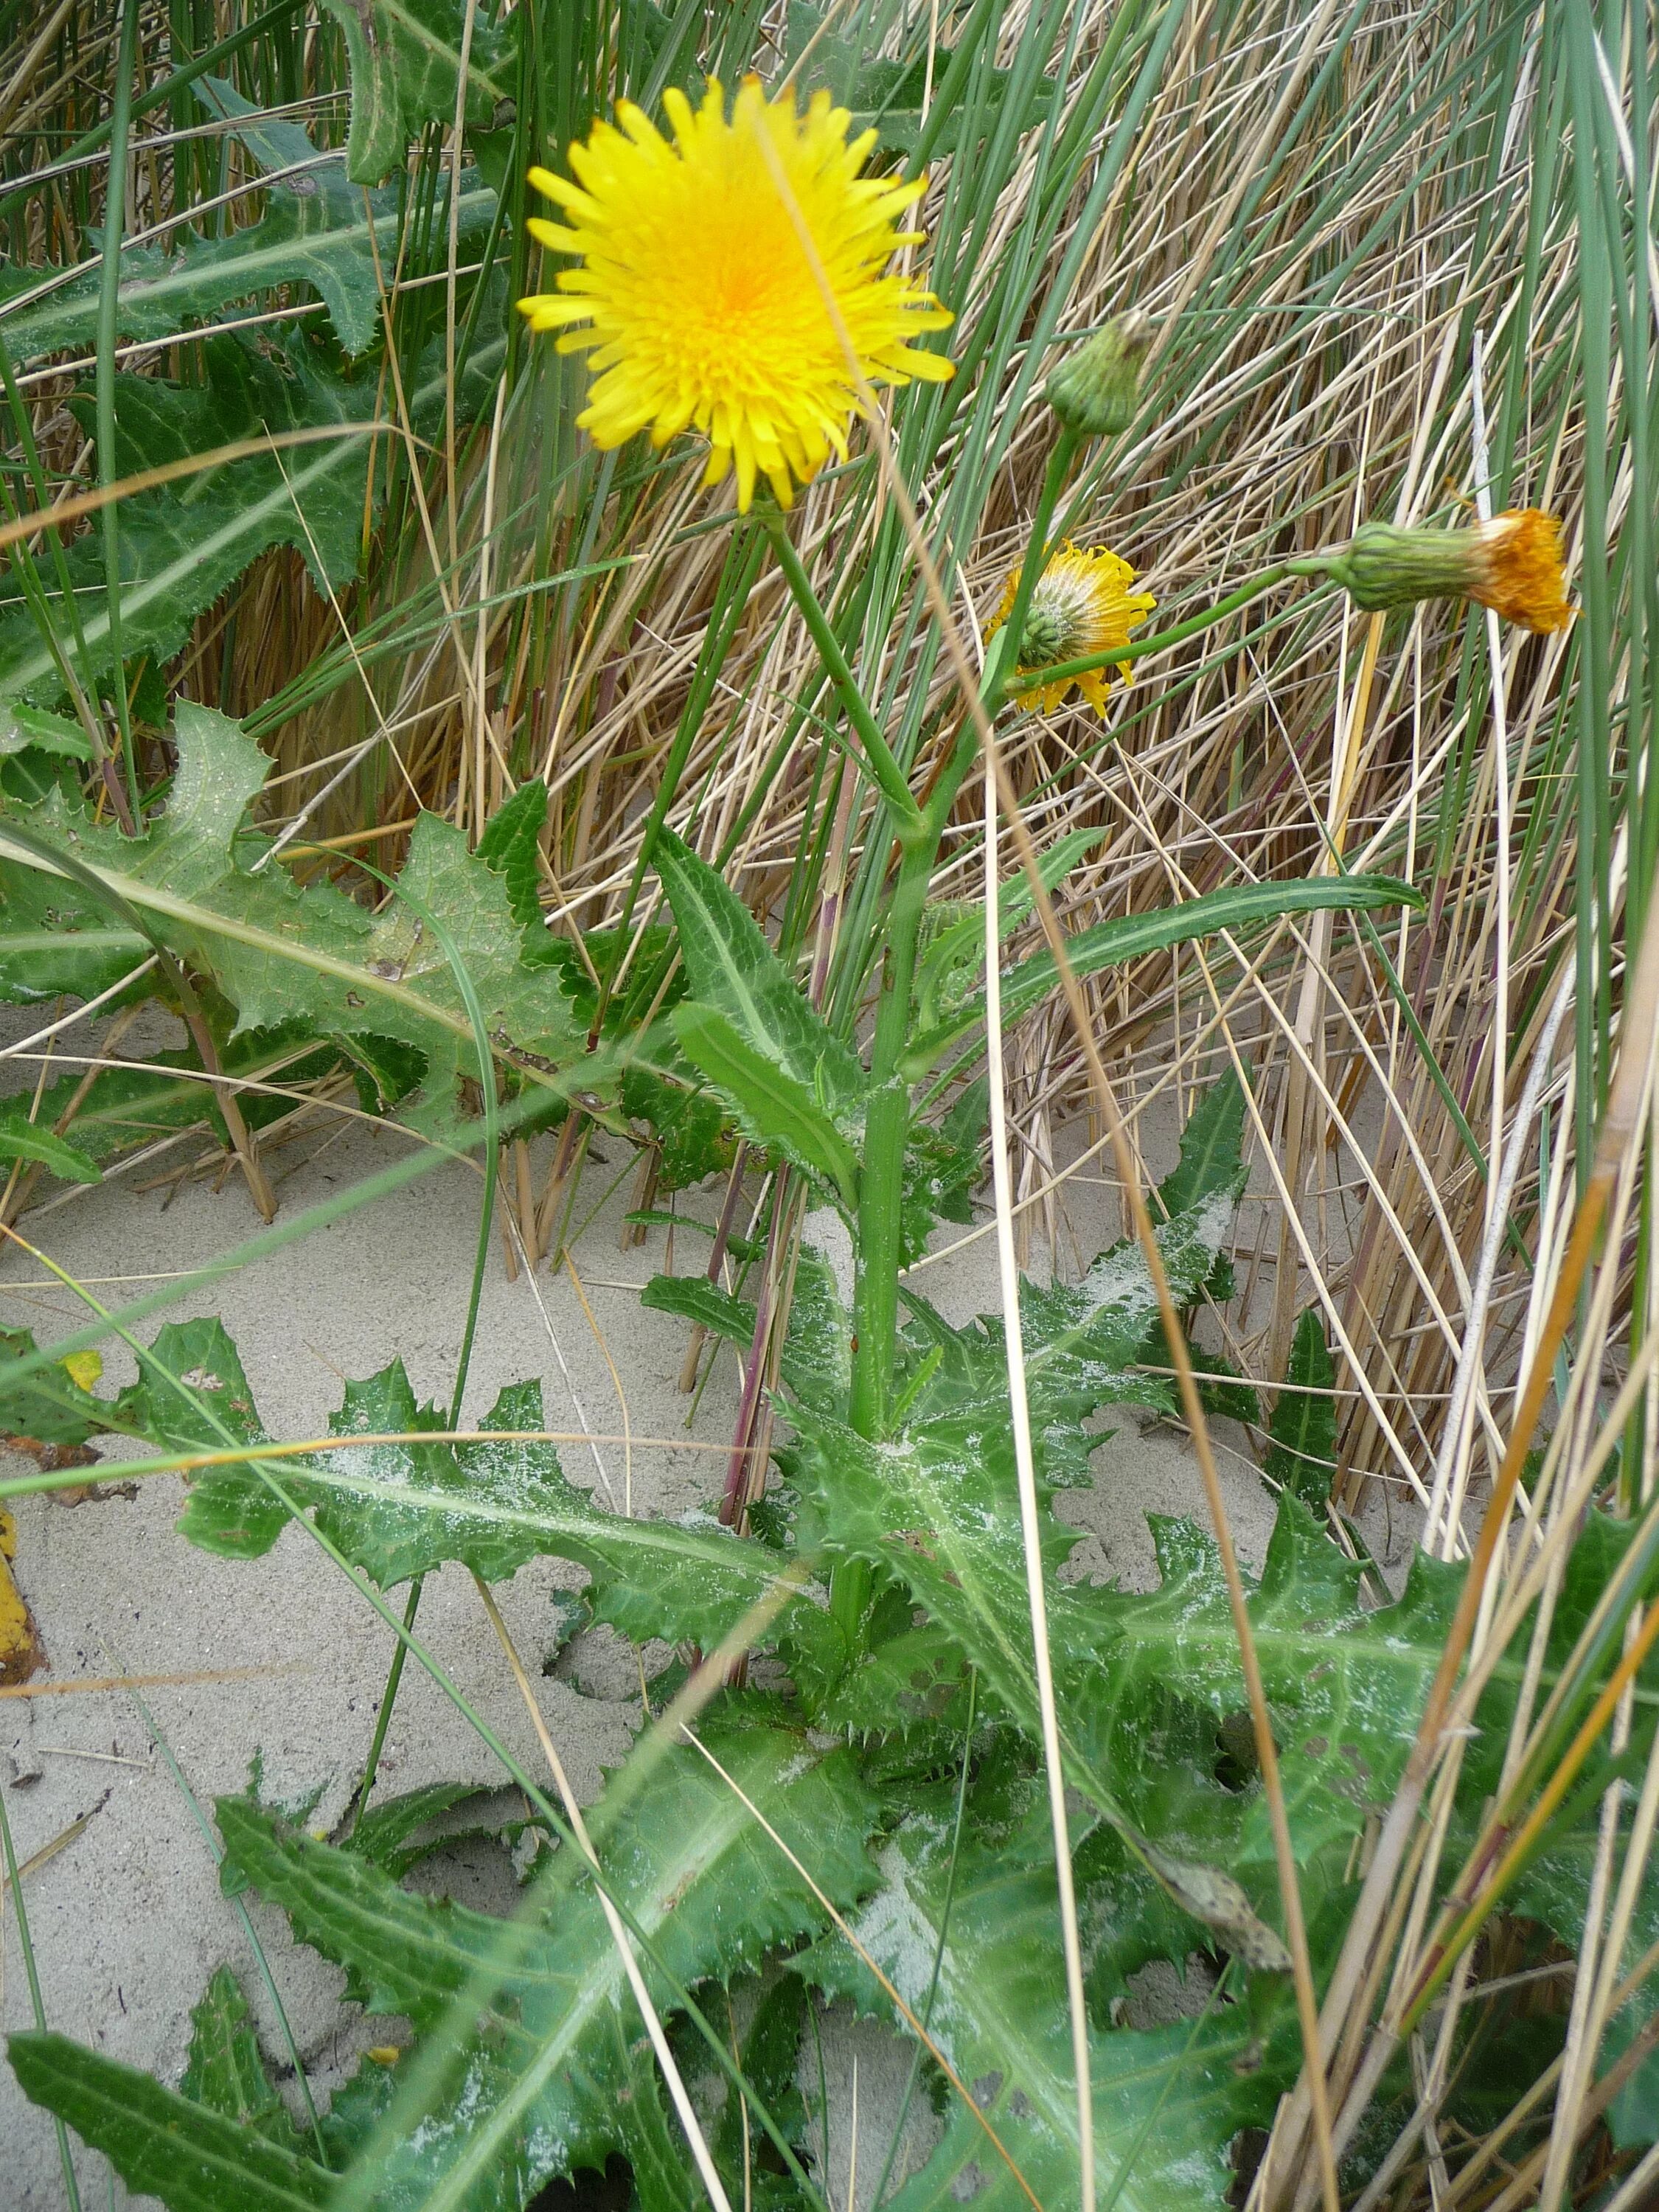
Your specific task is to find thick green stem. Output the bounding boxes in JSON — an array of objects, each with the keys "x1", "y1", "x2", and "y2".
[
  {"x1": 831, "y1": 439, "x2": 1085, "y2": 1655},
  {"x1": 96, "y1": 0, "x2": 144, "y2": 824},
  {"x1": 848, "y1": 1079, "x2": 909, "y2": 1426},
  {"x1": 835, "y1": 845, "x2": 936, "y2": 1651}
]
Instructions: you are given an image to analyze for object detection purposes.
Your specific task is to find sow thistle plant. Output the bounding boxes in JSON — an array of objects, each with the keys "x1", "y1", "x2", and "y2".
[{"x1": 0, "y1": 51, "x2": 1635, "y2": 2212}]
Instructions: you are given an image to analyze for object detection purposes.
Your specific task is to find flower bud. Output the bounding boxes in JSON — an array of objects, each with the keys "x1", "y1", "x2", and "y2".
[
  {"x1": 1045, "y1": 310, "x2": 1154, "y2": 438},
  {"x1": 1314, "y1": 509, "x2": 1572, "y2": 633}
]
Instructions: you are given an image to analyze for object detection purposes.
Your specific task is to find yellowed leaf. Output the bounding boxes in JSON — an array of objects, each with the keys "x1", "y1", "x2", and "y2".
[{"x1": 0, "y1": 1509, "x2": 42, "y2": 1684}]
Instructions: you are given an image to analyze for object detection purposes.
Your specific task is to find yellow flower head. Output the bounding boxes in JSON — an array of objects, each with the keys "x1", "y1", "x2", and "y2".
[
  {"x1": 989, "y1": 543, "x2": 1156, "y2": 713},
  {"x1": 518, "y1": 76, "x2": 954, "y2": 510}
]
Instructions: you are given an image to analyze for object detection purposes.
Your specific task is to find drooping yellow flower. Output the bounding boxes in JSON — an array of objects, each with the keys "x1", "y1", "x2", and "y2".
[
  {"x1": 990, "y1": 543, "x2": 1157, "y2": 712},
  {"x1": 518, "y1": 76, "x2": 953, "y2": 510},
  {"x1": 1317, "y1": 509, "x2": 1573, "y2": 633}
]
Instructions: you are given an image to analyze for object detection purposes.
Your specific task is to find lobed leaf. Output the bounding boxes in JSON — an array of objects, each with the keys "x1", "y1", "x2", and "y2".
[
  {"x1": 0, "y1": 708, "x2": 589, "y2": 1111},
  {"x1": 316, "y1": 0, "x2": 517, "y2": 184},
  {"x1": 0, "y1": 94, "x2": 495, "y2": 362},
  {"x1": 6, "y1": 2033, "x2": 331, "y2": 2212},
  {"x1": 179, "y1": 1966, "x2": 302, "y2": 2154},
  {"x1": 671, "y1": 1001, "x2": 860, "y2": 1203},
  {"x1": 808, "y1": 1798, "x2": 1292, "y2": 2212},
  {"x1": 653, "y1": 830, "x2": 866, "y2": 1115},
  {"x1": 213, "y1": 1715, "x2": 879, "y2": 2206}
]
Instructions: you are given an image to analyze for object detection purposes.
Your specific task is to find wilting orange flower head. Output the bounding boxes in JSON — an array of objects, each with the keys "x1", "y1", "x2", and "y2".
[
  {"x1": 1464, "y1": 509, "x2": 1573, "y2": 633},
  {"x1": 1318, "y1": 509, "x2": 1573, "y2": 635}
]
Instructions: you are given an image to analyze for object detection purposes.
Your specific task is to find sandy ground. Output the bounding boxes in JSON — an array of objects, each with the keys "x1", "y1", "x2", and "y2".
[{"x1": 0, "y1": 1040, "x2": 1409, "y2": 2210}]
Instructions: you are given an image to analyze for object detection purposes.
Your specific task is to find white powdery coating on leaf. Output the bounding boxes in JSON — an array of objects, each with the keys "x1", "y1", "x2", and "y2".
[
  {"x1": 847, "y1": 1831, "x2": 957, "y2": 2040},
  {"x1": 1078, "y1": 1188, "x2": 1235, "y2": 1324},
  {"x1": 1076, "y1": 1239, "x2": 1156, "y2": 1325}
]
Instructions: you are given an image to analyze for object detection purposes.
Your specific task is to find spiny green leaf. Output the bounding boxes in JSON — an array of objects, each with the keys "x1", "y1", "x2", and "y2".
[
  {"x1": 808, "y1": 1801, "x2": 1292, "y2": 2212},
  {"x1": 653, "y1": 829, "x2": 866, "y2": 1114},
  {"x1": 671, "y1": 1001, "x2": 860, "y2": 1203},
  {"x1": 640, "y1": 1270, "x2": 754, "y2": 1346},
  {"x1": 884, "y1": 1118, "x2": 1246, "y2": 1485},
  {"x1": 142, "y1": 1319, "x2": 844, "y2": 1677},
  {"x1": 0, "y1": 703, "x2": 94, "y2": 760},
  {"x1": 0, "y1": 850, "x2": 148, "y2": 1005},
  {"x1": 1154, "y1": 1067, "x2": 1249, "y2": 1222},
  {"x1": 1085, "y1": 1503, "x2": 1461, "y2": 1872},
  {"x1": 316, "y1": 0, "x2": 517, "y2": 184},
  {"x1": 346, "y1": 1781, "x2": 504, "y2": 1881},
  {"x1": 1265, "y1": 1307, "x2": 1338, "y2": 1506},
  {"x1": 473, "y1": 779, "x2": 551, "y2": 938},
  {"x1": 0, "y1": 705, "x2": 589, "y2": 1105},
  {"x1": 214, "y1": 1715, "x2": 878, "y2": 2207},
  {"x1": 787, "y1": 1185, "x2": 1296, "y2": 1962},
  {"x1": 179, "y1": 1965, "x2": 302, "y2": 2153},
  {"x1": 0, "y1": 1115, "x2": 100, "y2": 1183},
  {"x1": 119, "y1": 1315, "x2": 280, "y2": 1549},
  {"x1": 0, "y1": 341, "x2": 375, "y2": 703},
  {"x1": 0, "y1": 97, "x2": 495, "y2": 361},
  {"x1": 7, "y1": 2031, "x2": 332, "y2": 2211}
]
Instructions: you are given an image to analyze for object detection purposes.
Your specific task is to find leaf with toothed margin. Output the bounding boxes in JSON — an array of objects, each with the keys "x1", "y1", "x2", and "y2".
[
  {"x1": 10, "y1": 1717, "x2": 878, "y2": 2212},
  {"x1": 179, "y1": 1965, "x2": 302, "y2": 2154},
  {"x1": 5, "y1": 2032, "x2": 332, "y2": 2212},
  {"x1": 653, "y1": 828, "x2": 866, "y2": 1114},
  {"x1": 119, "y1": 1321, "x2": 846, "y2": 1681},
  {"x1": 118, "y1": 1316, "x2": 287, "y2": 1558},
  {"x1": 884, "y1": 1085, "x2": 1248, "y2": 1492},
  {"x1": 0, "y1": 708, "x2": 590, "y2": 1111},
  {"x1": 671, "y1": 1001, "x2": 860, "y2": 1202},
  {"x1": 785, "y1": 1390, "x2": 1288, "y2": 1971},
  {"x1": 206, "y1": 1714, "x2": 878, "y2": 2209},
  {"x1": 0, "y1": 91, "x2": 496, "y2": 362},
  {"x1": 804, "y1": 1781, "x2": 1297, "y2": 2212},
  {"x1": 313, "y1": 0, "x2": 516, "y2": 184},
  {"x1": 1264, "y1": 1307, "x2": 1338, "y2": 1506}
]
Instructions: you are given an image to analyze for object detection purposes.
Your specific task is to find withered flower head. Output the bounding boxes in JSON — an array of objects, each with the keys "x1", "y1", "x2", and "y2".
[{"x1": 1316, "y1": 509, "x2": 1573, "y2": 634}]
